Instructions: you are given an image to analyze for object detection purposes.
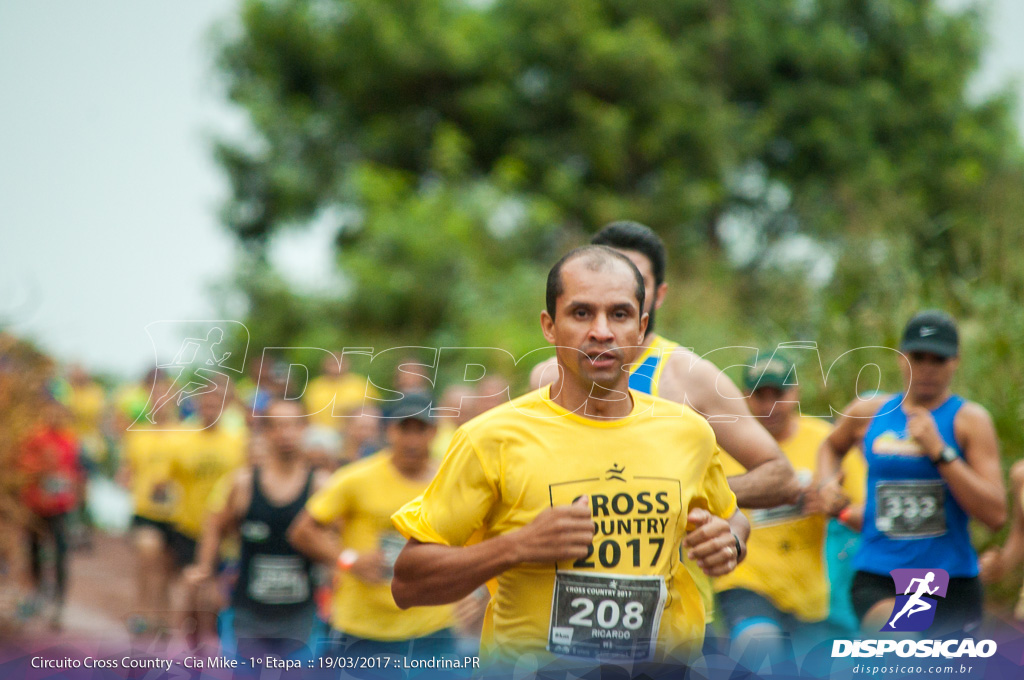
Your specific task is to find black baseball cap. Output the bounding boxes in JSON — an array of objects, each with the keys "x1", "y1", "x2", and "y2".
[
  {"x1": 388, "y1": 393, "x2": 436, "y2": 425},
  {"x1": 900, "y1": 310, "x2": 959, "y2": 358}
]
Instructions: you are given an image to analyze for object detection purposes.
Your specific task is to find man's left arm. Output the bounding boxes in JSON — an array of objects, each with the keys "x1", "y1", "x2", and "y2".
[{"x1": 660, "y1": 356, "x2": 799, "y2": 508}]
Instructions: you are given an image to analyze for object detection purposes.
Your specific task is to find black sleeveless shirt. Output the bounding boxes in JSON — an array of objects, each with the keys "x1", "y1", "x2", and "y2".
[{"x1": 231, "y1": 467, "x2": 315, "y2": 617}]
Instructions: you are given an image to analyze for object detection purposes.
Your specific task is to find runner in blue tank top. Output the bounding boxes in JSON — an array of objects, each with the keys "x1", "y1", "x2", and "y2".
[{"x1": 816, "y1": 311, "x2": 1005, "y2": 634}]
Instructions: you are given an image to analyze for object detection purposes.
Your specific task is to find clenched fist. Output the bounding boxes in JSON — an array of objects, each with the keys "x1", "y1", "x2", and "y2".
[
  {"x1": 509, "y1": 496, "x2": 596, "y2": 564},
  {"x1": 684, "y1": 509, "x2": 741, "y2": 577}
]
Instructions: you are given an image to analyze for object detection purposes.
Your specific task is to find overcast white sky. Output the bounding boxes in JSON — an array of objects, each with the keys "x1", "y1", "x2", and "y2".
[{"x1": 1, "y1": 0, "x2": 1023, "y2": 378}]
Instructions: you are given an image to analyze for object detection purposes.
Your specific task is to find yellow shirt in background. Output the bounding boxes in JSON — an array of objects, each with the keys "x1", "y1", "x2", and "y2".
[
  {"x1": 306, "y1": 451, "x2": 455, "y2": 640},
  {"x1": 123, "y1": 425, "x2": 186, "y2": 522},
  {"x1": 170, "y1": 426, "x2": 247, "y2": 538},
  {"x1": 392, "y1": 387, "x2": 737, "y2": 664},
  {"x1": 429, "y1": 420, "x2": 458, "y2": 461},
  {"x1": 305, "y1": 373, "x2": 379, "y2": 428},
  {"x1": 69, "y1": 381, "x2": 106, "y2": 437},
  {"x1": 714, "y1": 416, "x2": 832, "y2": 622}
]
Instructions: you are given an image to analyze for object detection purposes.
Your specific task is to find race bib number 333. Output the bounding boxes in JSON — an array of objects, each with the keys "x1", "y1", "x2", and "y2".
[
  {"x1": 548, "y1": 571, "x2": 666, "y2": 662},
  {"x1": 875, "y1": 480, "x2": 946, "y2": 539}
]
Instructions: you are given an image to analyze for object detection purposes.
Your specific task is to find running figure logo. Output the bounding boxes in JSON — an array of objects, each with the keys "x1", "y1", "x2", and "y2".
[
  {"x1": 133, "y1": 320, "x2": 249, "y2": 431},
  {"x1": 883, "y1": 568, "x2": 950, "y2": 632}
]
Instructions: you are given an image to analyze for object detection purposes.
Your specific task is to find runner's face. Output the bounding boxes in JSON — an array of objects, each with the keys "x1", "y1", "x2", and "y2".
[
  {"x1": 542, "y1": 258, "x2": 647, "y2": 391},
  {"x1": 746, "y1": 386, "x2": 798, "y2": 438},
  {"x1": 346, "y1": 411, "x2": 381, "y2": 443},
  {"x1": 198, "y1": 390, "x2": 223, "y2": 426},
  {"x1": 901, "y1": 351, "x2": 958, "y2": 402},
  {"x1": 388, "y1": 419, "x2": 435, "y2": 464},
  {"x1": 265, "y1": 402, "x2": 306, "y2": 456}
]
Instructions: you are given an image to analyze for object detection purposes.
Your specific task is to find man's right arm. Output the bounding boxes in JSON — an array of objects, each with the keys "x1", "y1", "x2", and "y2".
[
  {"x1": 392, "y1": 498, "x2": 594, "y2": 608},
  {"x1": 288, "y1": 510, "x2": 342, "y2": 567},
  {"x1": 662, "y1": 356, "x2": 799, "y2": 508}
]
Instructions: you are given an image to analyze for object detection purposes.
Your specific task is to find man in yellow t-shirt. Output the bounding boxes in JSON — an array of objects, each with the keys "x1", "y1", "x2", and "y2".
[
  {"x1": 288, "y1": 393, "x2": 457, "y2": 659},
  {"x1": 120, "y1": 389, "x2": 186, "y2": 634},
  {"x1": 714, "y1": 350, "x2": 832, "y2": 663},
  {"x1": 389, "y1": 247, "x2": 747, "y2": 672},
  {"x1": 168, "y1": 389, "x2": 248, "y2": 569},
  {"x1": 304, "y1": 354, "x2": 379, "y2": 428}
]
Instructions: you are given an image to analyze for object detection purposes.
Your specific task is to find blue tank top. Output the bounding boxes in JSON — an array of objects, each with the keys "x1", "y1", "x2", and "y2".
[{"x1": 854, "y1": 394, "x2": 976, "y2": 577}]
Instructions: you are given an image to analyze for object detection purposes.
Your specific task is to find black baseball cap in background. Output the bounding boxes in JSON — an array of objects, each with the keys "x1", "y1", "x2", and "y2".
[
  {"x1": 900, "y1": 310, "x2": 959, "y2": 358},
  {"x1": 388, "y1": 393, "x2": 436, "y2": 426}
]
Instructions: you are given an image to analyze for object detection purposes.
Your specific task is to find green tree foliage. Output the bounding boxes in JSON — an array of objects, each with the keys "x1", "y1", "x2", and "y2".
[{"x1": 212, "y1": 0, "x2": 1024, "y2": 484}]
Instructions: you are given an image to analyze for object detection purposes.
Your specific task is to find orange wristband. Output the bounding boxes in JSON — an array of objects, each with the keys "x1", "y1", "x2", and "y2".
[{"x1": 838, "y1": 507, "x2": 852, "y2": 524}]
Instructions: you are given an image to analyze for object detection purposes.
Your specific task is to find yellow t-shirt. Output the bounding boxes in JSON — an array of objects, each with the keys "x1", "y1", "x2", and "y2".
[
  {"x1": 169, "y1": 426, "x2": 247, "y2": 538},
  {"x1": 391, "y1": 387, "x2": 737, "y2": 664},
  {"x1": 714, "y1": 416, "x2": 832, "y2": 622},
  {"x1": 123, "y1": 426, "x2": 186, "y2": 522},
  {"x1": 634, "y1": 335, "x2": 721, "y2": 625},
  {"x1": 304, "y1": 373, "x2": 379, "y2": 428},
  {"x1": 306, "y1": 452, "x2": 455, "y2": 640},
  {"x1": 69, "y1": 382, "x2": 106, "y2": 437}
]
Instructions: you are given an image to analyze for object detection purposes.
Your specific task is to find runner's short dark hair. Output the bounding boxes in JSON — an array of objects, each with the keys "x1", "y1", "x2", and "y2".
[
  {"x1": 546, "y1": 246, "x2": 646, "y2": 319},
  {"x1": 591, "y1": 221, "x2": 666, "y2": 288}
]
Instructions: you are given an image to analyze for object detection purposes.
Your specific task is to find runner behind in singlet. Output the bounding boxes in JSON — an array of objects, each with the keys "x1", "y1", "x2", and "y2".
[{"x1": 185, "y1": 399, "x2": 324, "y2": 660}]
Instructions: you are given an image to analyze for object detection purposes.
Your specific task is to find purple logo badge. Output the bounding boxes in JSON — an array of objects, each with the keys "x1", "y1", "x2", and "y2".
[{"x1": 883, "y1": 569, "x2": 950, "y2": 632}]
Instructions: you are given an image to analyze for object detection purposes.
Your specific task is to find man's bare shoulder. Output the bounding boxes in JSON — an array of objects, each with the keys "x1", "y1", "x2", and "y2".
[
  {"x1": 659, "y1": 347, "x2": 741, "y2": 413},
  {"x1": 659, "y1": 346, "x2": 704, "y2": 388}
]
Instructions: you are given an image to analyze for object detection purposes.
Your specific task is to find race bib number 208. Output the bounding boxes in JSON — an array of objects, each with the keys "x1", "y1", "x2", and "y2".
[{"x1": 548, "y1": 571, "x2": 666, "y2": 662}]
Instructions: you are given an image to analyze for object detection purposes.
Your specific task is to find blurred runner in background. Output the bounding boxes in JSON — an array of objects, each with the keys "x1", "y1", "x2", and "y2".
[
  {"x1": 979, "y1": 459, "x2": 1024, "y2": 620},
  {"x1": 715, "y1": 350, "x2": 831, "y2": 665},
  {"x1": 169, "y1": 385, "x2": 248, "y2": 644},
  {"x1": 119, "y1": 372, "x2": 183, "y2": 636},
  {"x1": 817, "y1": 310, "x2": 1006, "y2": 634},
  {"x1": 305, "y1": 353, "x2": 379, "y2": 428},
  {"x1": 18, "y1": 397, "x2": 84, "y2": 629},
  {"x1": 186, "y1": 399, "x2": 325, "y2": 660},
  {"x1": 339, "y1": 404, "x2": 383, "y2": 464},
  {"x1": 289, "y1": 393, "x2": 460, "y2": 668}
]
